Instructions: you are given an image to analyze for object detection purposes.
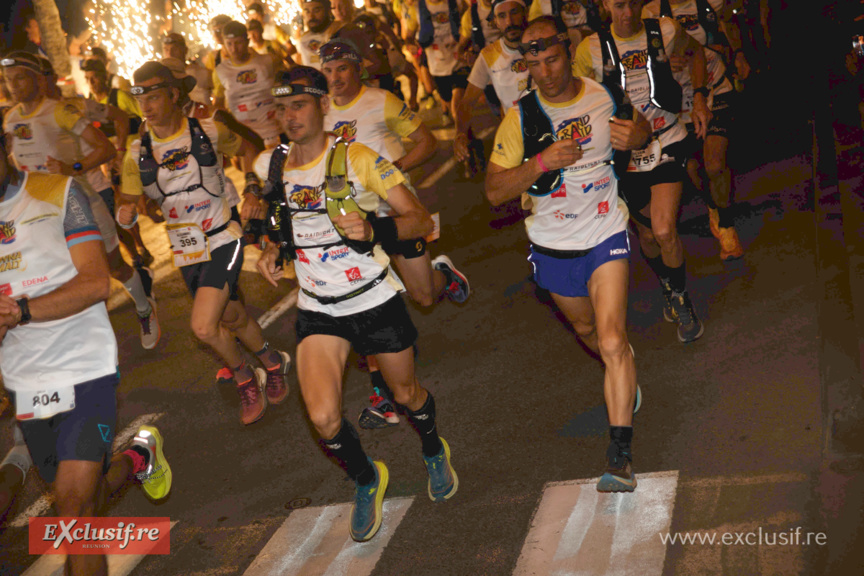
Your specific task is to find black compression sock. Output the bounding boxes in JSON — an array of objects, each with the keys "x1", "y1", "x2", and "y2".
[
  {"x1": 320, "y1": 419, "x2": 376, "y2": 486},
  {"x1": 609, "y1": 426, "x2": 633, "y2": 461},
  {"x1": 405, "y1": 393, "x2": 443, "y2": 458},
  {"x1": 717, "y1": 206, "x2": 735, "y2": 228},
  {"x1": 642, "y1": 251, "x2": 670, "y2": 290},
  {"x1": 666, "y1": 262, "x2": 687, "y2": 294}
]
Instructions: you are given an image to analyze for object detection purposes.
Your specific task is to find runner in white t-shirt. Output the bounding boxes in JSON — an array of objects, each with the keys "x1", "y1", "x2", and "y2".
[
  {"x1": 486, "y1": 18, "x2": 649, "y2": 493},
  {"x1": 320, "y1": 40, "x2": 469, "y2": 430},
  {"x1": 454, "y1": 0, "x2": 530, "y2": 164},
  {"x1": 118, "y1": 61, "x2": 291, "y2": 427},
  {"x1": 256, "y1": 66, "x2": 457, "y2": 544}
]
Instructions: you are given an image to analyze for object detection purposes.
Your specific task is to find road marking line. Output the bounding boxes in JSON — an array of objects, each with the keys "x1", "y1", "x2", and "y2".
[
  {"x1": 418, "y1": 125, "x2": 496, "y2": 188},
  {"x1": 8, "y1": 413, "x2": 164, "y2": 529},
  {"x1": 243, "y1": 497, "x2": 414, "y2": 576},
  {"x1": 22, "y1": 521, "x2": 178, "y2": 576},
  {"x1": 514, "y1": 471, "x2": 679, "y2": 576},
  {"x1": 257, "y1": 287, "x2": 300, "y2": 330}
]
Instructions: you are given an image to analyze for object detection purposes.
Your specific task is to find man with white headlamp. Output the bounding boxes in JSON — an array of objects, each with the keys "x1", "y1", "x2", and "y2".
[
  {"x1": 256, "y1": 66, "x2": 458, "y2": 543},
  {"x1": 118, "y1": 61, "x2": 291, "y2": 427}
]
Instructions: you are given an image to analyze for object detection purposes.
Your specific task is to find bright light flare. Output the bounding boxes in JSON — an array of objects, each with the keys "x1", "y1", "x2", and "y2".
[{"x1": 87, "y1": 0, "x2": 161, "y2": 79}]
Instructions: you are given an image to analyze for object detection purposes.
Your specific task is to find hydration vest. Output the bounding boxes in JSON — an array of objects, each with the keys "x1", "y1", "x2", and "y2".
[
  {"x1": 418, "y1": 0, "x2": 461, "y2": 48},
  {"x1": 598, "y1": 18, "x2": 682, "y2": 115},
  {"x1": 469, "y1": 0, "x2": 486, "y2": 49},
  {"x1": 263, "y1": 136, "x2": 376, "y2": 263},
  {"x1": 659, "y1": 0, "x2": 726, "y2": 47},
  {"x1": 139, "y1": 117, "x2": 222, "y2": 200},
  {"x1": 95, "y1": 89, "x2": 142, "y2": 139}
]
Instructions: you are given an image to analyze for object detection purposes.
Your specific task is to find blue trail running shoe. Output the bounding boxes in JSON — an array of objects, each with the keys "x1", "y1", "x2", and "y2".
[
  {"x1": 350, "y1": 460, "x2": 389, "y2": 542},
  {"x1": 423, "y1": 437, "x2": 458, "y2": 502}
]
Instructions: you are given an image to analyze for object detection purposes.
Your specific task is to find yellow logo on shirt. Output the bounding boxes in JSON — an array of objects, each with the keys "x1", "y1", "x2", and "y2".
[
  {"x1": 620, "y1": 49, "x2": 648, "y2": 70},
  {"x1": 332, "y1": 120, "x2": 357, "y2": 142},
  {"x1": 236, "y1": 69, "x2": 258, "y2": 84},
  {"x1": 511, "y1": 59, "x2": 527, "y2": 73},
  {"x1": 435, "y1": 13, "x2": 450, "y2": 24},
  {"x1": 12, "y1": 123, "x2": 33, "y2": 140},
  {"x1": 289, "y1": 184, "x2": 322, "y2": 210},
  {"x1": 556, "y1": 115, "x2": 593, "y2": 146}
]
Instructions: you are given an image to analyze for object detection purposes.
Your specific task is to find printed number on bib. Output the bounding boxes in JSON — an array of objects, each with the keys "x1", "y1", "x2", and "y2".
[
  {"x1": 167, "y1": 223, "x2": 211, "y2": 267},
  {"x1": 17, "y1": 386, "x2": 75, "y2": 420},
  {"x1": 628, "y1": 139, "x2": 663, "y2": 173}
]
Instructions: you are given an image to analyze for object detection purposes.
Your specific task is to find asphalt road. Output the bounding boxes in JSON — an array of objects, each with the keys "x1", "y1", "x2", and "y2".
[{"x1": 3, "y1": 5, "x2": 864, "y2": 575}]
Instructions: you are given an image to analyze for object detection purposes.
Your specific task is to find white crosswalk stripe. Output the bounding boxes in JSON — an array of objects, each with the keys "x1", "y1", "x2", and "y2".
[{"x1": 243, "y1": 497, "x2": 414, "y2": 576}]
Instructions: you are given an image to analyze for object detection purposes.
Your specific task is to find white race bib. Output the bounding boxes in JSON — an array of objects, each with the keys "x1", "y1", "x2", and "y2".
[
  {"x1": 628, "y1": 139, "x2": 663, "y2": 173},
  {"x1": 16, "y1": 385, "x2": 76, "y2": 420},
  {"x1": 167, "y1": 223, "x2": 211, "y2": 267}
]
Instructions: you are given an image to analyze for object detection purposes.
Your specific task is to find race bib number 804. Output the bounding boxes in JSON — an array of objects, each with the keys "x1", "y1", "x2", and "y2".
[{"x1": 17, "y1": 386, "x2": 76, "y2": 420}]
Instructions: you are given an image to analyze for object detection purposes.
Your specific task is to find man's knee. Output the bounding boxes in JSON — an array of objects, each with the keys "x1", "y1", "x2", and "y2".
[
  {"x1": 597, "y1": 331, "x2": 627, "y2": 362},
  {"x1": 407, "y1": 286, "x2": 436, "y2": 308},
  {"x1": 308, "y1": 408, "x2": 343, "y2": 439},
  {"x1": 190, "y1": 318, "x2": 220, "y2": 343},
  {"x1": 651, "y1": 222, "x2": 679, "y2": 248}
]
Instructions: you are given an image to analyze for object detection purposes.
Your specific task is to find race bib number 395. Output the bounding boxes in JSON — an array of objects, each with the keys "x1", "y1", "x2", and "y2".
[{"x1": 167, "y1": 223, "x2": 211, "y2": 268}]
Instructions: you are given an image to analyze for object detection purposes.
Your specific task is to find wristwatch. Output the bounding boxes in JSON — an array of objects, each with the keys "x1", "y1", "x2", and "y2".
[
  {"x1": 72, "y1": 162, "x2": 84, "y2": 174},
  {"x1": 16, "y1": 297, "x2": 31, "y2": 326},
  {"x1": 693, "y1": 87, "x2": 709, "y2": 98}
]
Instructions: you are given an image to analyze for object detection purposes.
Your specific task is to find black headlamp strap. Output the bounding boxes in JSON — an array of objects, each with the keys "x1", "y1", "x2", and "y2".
[
  {"x1": 271, "y1": 84, "x2": 327, "y2": 98},
  {"x1": 518, "y1": 32, "x2": 569, "y2": 56}
]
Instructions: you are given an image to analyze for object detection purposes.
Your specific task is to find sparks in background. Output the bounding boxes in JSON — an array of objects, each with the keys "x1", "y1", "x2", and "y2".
[{"x1": 86, "y1": 0, "x2": 161, "y2": 79}]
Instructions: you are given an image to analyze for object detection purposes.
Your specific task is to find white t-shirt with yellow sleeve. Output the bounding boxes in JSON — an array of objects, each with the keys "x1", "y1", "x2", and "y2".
[
  {"x1": 254, "y1": 136, "x2": 406, "y2": 316},
  {"x1": 490, "y1": 78, "x2": 628, "y2": 251}
]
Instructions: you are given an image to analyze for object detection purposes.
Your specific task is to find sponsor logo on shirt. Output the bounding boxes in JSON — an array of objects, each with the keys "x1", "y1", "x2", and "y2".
[
  {"x1": 398, "y1": 104, "x2": 416, "y2": 121},
  {"x1": 12, "y1": 124, "x2": 33, "y2": 140},
  {"x1": 185, "y1": 200, "x2": 211, "y2": 213},
  {"x1": 620, "y1": 49, "x2": 648, "y2": 71},
  {"x1": 320, "y1": 246, "x2": 351, "y2": 262},
  {"x1": 375, "y1": 157, "x2": 397, "y2": 180},
  {"x1": 289, "y1": 184, "x2": 322, "y2": 210},
  {"x1": 297, "y1": 249, "x2": 309, "y2": 263},
  {"x1": 305, "y1": 275, "x2": 326, "y2": 287},
  {"x1": 511, "y1": 59, "x2": 528, "y2": 73},
  {"x1": 63, "y1": 104, "x2": 79, "y2": 117},
  {"x1": 308, "y1": 39, "x2": 321, "y2": 52},
  {"x1": 556, "y1": 115, "x2": 593, "y2": 147},
  {"x1": 0, "y1": 251, "x2": 22, "y2": 272},
  {"x1": 0, "y1": 283, "x2": 10, "y2": 296},
  {"x1": 434, "y1": 12, "x2": 450, "y2": 24},
  {"x1": 0, "y1": 221, "x2": 16, "y2": 244},
  {"x1": 236, "y1": 69, "x2": 258, "y2": 85},
  {"x1": 22, "y1": 275, "x2": 48, "y2": 287},
  {"x1": 597, "y1": 201, "x2": 609, "y2": 214},
  {"x1": 551, "y1": 183, "x2": 567, "y2": 198},
  {"x1": 653, "y1": 117, "x2": 666, "y2": 131},
  {"x1": 168, "y1": 207, "x2": 179, "y2": 219},
  {"x1": 332, "y1": 120, "x2": 357, "y2": 142},
  {"x1": 345, "y1": 266, "x2": 363, "y2": 283},
  {"x1": 202, "y1": 218, "x2": 213, "y2": 232},
  {"x1": 160, "y1": 147, "x2": 190, "y2": 171},
  {"x1": 517, "y1": 78, "x2": 529, "y2": 93},
  {"x1": 562, "y1": 0, "x2": 583, "y2": 15},
  {"x1": 553, "y1": 210, "x2": 578, "y2": 220},
  {"x1": 677, "y1": 14, "x2": 700, "y2": 31},
  {"x1": 610, "y1": 248, "x2": 628, "y2": 255},
  {"x1": 582, "y1": 176, "x2": 611, "y2": 194}
]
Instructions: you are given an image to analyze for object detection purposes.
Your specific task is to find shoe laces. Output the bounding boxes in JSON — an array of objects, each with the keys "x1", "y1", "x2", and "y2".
[
  {"x1": 238, "y1": 380, "x2": 260, "y2": 406},
  {"x1": 265, "y1": 368, "x2": 284, "y2": 391},
  {"x1": 138, "y1": 310, "x2": 153, "y2": 335},
  {"x1": 673, "y1": 292, "x2": 693, "y2": 325}
]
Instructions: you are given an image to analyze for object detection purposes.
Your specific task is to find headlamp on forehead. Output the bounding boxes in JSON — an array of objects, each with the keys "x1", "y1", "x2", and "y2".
[
  {"x1": 518, "y1": 32, "x2": 569, "y2": 56},
  {"x1": 131, "y1": 81, "x2": 173, "y2": 96},
  {"x1": 0, "y1": 57, "x2": 42, "y2": 74},
  {"x1": 272, "y1": 84, "x2": 327, "y2": 98}
]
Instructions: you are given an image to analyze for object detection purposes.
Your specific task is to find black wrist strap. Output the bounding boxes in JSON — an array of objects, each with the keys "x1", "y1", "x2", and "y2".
[
  {"x1": 16, "y1": 298, "x2": 31, "y2": 326},
  {"x1": 369, "y1": 215, "x2": 398, "y2": 246}
]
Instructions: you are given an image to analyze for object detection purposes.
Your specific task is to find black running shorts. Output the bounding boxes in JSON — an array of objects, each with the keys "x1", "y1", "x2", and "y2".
[
  {"x1": 16, "y1": 372, "x2": 119, "y2": 483},
  {"x1": 180, "y1": 239, "x2": 243, "y2": 301},
  {"x1": 295, "y1": 295, "x2": 418, "y2": 356},
  {"x1": 619, "y1": 140, "x2": 689, "y2": 213},
  {"x1": 432, "y1": 69, "x2": 469, "y2": 103}
]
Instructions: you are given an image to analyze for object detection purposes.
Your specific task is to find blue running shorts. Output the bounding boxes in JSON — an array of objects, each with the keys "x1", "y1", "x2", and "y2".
[{"x1": 528, "y1": 231, "x2": 631, "y2": 298}]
